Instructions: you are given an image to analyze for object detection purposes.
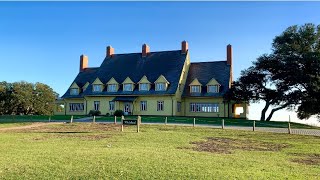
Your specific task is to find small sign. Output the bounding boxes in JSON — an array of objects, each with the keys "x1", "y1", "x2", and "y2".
[{"x1": 123, "y1": 119, "x2": 138, "y2": 125}]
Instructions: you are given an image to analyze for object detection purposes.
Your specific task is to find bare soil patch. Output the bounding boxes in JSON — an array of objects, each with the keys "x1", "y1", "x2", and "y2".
[
  {"x1": 291, "y1": 153, "x2": 320, "y2": 165},
  {"x1": 0, "y1": 122, "x2": 62, "y2": 132},
  {"x1": 183, "y1": 137, "x2": 290, "y2": 154}
]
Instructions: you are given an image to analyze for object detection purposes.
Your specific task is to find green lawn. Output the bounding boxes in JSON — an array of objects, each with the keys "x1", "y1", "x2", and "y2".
[
  {"x1": 0, "y1": 123, "x2": 319, "y2": 179},
  {"x1": 0, "y1": 115, "x2": 86, "y2": 123}
]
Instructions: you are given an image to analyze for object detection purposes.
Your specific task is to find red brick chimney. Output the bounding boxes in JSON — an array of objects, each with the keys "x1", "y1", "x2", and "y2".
[
  {"x1": 142, "y1": 44, "x2": 150, "y2": 57},
  {"x1": 181, "y1": 41, "x2": 188, "y2": 54},
  {"x1": 227, "y1": 44, "x2": 232, "y2": 66},
  {"x1": 107, "y1": 46, "x2": 114, "y2": 57},
  {"x1": 80, "y1": 54, "x2": 88, "y2": 72}
]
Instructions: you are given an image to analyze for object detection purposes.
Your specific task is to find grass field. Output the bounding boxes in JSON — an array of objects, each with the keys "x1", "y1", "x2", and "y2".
[{"x1": 0, "y1": 123, "x2": 319, "y2": 179}]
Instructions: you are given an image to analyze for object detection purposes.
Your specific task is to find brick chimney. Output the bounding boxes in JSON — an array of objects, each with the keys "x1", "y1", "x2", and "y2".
[
  {"x1": 106, "y1": 46, "x2": 114, "y2": 57},
  {"x1": 142, "y1": 44, "x2": 150, "y2": 57},
  {"x1": 181, "y1": 41, "x2": 188, "y2": 54},
  {"x1": 227, "y1": 44, "x2": 232, "y2": 66},
  {"x1": 80, "y1": 54, "x2": 88, "y2": 72}
]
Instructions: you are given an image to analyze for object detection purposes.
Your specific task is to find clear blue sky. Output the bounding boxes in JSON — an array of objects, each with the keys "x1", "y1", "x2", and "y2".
[{"x1": 1, "y1": 2, "x2": 320, "y2": 124}]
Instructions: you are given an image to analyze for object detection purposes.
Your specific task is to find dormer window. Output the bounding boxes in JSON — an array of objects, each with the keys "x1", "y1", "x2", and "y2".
[
  {"x1": 108, "y1": 84, "x2": 117, "y2": 92},
  {"x1": 156, "y1": 83, "x2": 165, "y2": 91},
  {"x1": 208, "y1": 85, "x2": 219, "y2": 93},
  {"x1": 93, "y1": 85, "x2": 102, "y2": 92},
  {"x1": 139, "y1": 83, "x2": 149, "y2": 91},
  {"x1": 190, "y1": 85, "x2": 201, "y2": 93},
  {"x1": 123, "y1": 83, "x2": 133, "y2": 91},
  {"x1": 70, "y1": 88, "x2": 79, "y2": 95}
]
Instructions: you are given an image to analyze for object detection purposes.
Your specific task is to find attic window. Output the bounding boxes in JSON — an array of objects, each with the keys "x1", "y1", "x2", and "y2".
[
  {"x1": 70, "y1": 88, "x2": 79, "y2": 95},
  {"x1": 190, "y1": 85, "x2": 201, "y2": 93},
  {"x1": 208, "y1": 85, "x2": 219, "y2": 93},
  {"x1": 108, "y1": 84, "x2": 117, "y2": 92},
  {"x1": 123, "y1": 83, "x2": 133, "y2": 91},
  {"x1": 93, "y1": 85, "x2": 102, "y2": 92},
  {"x1": 139, "y1": 83, "x2": 149, "y2": 91},
  {"x1": 156, "y1": 83, "x2": 166, "y2": 91}
]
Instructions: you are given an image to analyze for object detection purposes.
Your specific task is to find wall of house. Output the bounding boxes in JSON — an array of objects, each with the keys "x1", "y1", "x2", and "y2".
[
  {"x1": 132, "y1": 96, "x2": 175, "y2": 116},
  {"x1": 64, "y1": 98, "x2": 86, "y2": 115},
  {"x1": 85, "y1": 96, "x2": 115, "y2": 115},
  {"x1": 183, "y1": 97, "x2": 226, "y2": 117}
]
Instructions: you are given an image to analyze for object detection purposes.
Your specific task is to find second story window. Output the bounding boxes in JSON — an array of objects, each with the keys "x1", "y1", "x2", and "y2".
[
  {"x1": 139, "y1": 83, "x2": 148, "y2": 91},
  {"x1": 93, "y1": 85, "x2": 102, "y2": 92},
  {"x1": 107, "y1": 84, "x2": 117, "y2": 92},
  {"x1": 156, "y1": 83, "x2": 165, "y2": 91},
  {"x1": 70, "y1": 88, "x2": 79, "y2": 95},
  {"x1": 208, "y1": 85, "x2": 219, "y2": 93},
  {"x1": 190, "y1": 85, "x2": 201, "y2": 93},
  {"x1": 123, "y1": 84, "x2": 133, "y2": 91}
]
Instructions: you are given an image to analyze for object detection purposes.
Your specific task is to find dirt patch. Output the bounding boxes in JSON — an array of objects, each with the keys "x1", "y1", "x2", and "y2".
[
  {"x1": 182, "y1": 137, "x2": 290, "y2": 154},
  {"x1": 0, "y1": 122, "x2": 62, "y2": 132},
  {"x1": 290, "y1": 153, "x2": 320, "y2": 165},
  {"x1": 4, "y1": 123, "x2": 121, "y2": 133}
]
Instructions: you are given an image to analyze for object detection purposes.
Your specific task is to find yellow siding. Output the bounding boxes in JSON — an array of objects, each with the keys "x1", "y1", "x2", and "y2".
[
  {"x1": 122, "y1": 77, "x2": 134, "y2": 84},
  {"x1": 189, "y1": 78, "x2": 202, "y2": 86},
  {"x1": 138, "y1": 75, "x2": 151, "y2": 84},
  {"x1": 70, "y1": 82, "x2": 80, "y2": 88},
  {"x1": 92, "y1": 77, "x2": 103, "y2": 85},
  {"x1": 206, "y1": 78, "x2": 220, "y2": 86},
  {"x1": 132, "y1": 96, "x2": 175, "y2": 116},
  {"x1": 85, "y1": 96, "x2": 114, "y2": 115},
  {"x1": 82, "y1": 82, "x2": 89, "y2": 90},
  {"x1": 155, "y1": 75, "x2": 169, "y2": 84},
  {"x1": 64, "y1": 98, "x2": 86, "y2": 115},
  {"x1": 183, "y1": 97, "x2": 226, "y2": 117}
]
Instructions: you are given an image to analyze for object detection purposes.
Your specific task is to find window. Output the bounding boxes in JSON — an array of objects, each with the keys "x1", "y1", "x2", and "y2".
[
  {"x1": 70, "y1": 88, "x2": 79, "y2": 95},
  {"x1": 69, "y1": 103, "x2": 84, "y2": 112},
  {"x1": 156, "y1": 83, "x2": 165, "y2": 91},
  {"x1": 93, "y1": 85, "x2": 102, "y2": 92},
  {"x1": 177, "y1": 102, "x2": 181, "y2": 112},
  {"x1": 109, "y1": 101, "x2": 115, "y2": 111},
  {"x1": 190, "y1": 85, "x2": 201, "y2": 93},
  {"x1": 139, "y1": 83, "x2": 149, "y2": 91},
  {"x1": 208, "y1": 85, "x2": 219, "y2": 93},
  {"x1": 108, "y1": 84, "x2": 117, "y2": 92},
  {"x1": 157, "y1": 101, "x2": 164, "y2": 111},
  {"x1": 190, "y1": 103, "x2": 219, "y2": 112},
  {"x1": 94, "y1": 101, "x2": 100, "y2": 111},
  {"x1": 140, "y1": 101, "x2": 147, "y2": 111},
  {"x1": 123, "y1": 84, "x2": 133, "y2": 91}
]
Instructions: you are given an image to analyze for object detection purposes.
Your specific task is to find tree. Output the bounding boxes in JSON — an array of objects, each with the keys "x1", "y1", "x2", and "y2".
[
  {"x1": 0, "y1": 81, "x2": 56, "y2": 115},
  {"x1": 225, "y1": 23, "x2": 320, "y2": 121}
]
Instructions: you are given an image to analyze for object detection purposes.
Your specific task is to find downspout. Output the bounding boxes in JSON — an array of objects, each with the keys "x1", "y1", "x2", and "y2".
[
  {"x1": 171, "y1": 96, "x2": 174, "y2": 116},
  {"x1": 84, "y1": 96, "x2": 88, "y2": 115},
  {"x1": 223, "y1": 101, "x2": 226, "y2": 118}
]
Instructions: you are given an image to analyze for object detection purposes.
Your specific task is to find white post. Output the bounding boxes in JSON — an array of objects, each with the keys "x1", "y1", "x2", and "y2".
[
  {"x1": 114, "y1": 116, "x2": 117, "y2": 124},
  {"x1": 70, "y1": 115, "x2": 73, "y2": 123},
  {"x1": 222, "y1": 119, "x2": 224, "y2": 129},
  {"x1": 93, "y1": 116, "x2": 96, "y2": 123},
  {"x1": 137, "y1": 116, "x2": 141, "y2": 133},
  {"x1": 165, "y1": 117, "x2": 167, "y2": 125},
  {"x1": 288, "y1": 115, "x2": 291, "y2": 134},
  {"x1": 193, "y1": 118, "x2": 195, "y2": 127}
]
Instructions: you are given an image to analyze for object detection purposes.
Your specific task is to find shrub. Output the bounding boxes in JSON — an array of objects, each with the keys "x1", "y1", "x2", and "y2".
[
  {"x1": 114, "y1": 110, "x2": 124, "y2": 117},
  {"x1": 88, "y1": 110, "x2": 101, "y2": 116},
  {"x1": 106, "y1": 113, "x2": 110, "y2": 116}
]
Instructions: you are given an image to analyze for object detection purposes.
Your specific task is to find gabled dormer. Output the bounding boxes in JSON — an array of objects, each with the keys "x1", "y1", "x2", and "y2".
[
  {"x1": 82, "y1": 82, "x2": 89, "y2": 92},
  {"x1": 138, "y1": 75, "x2": 151, "y2": 91},
  {"x1": 189, "y1": 78, "x2": 202, "y2": 93},
  {"x1": 206, "y1": 78, "x2": 220, "y2": 93},
  {"x1": 155, "y1": 75, "x2": 170, "y2": 91},
  {"x1": 70, "y1": 82, "x2": 80, "y2": 95},
  {"x1": 106, "y1": 77, "x2": 119, "y2": 92},
  {"x1": 122, "y1": 77, "x2": 135, "y2": 91},
  {"x1": 92, "y1": 77, "x2": 104, "y2": 92}
]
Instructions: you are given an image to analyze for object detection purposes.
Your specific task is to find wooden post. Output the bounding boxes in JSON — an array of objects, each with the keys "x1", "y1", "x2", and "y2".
[
  {"x1": 253, "y1": 120, "x2": 255, "y2": 131},
  {"x1": 137, "y1": 116, "x2": 141, "y2": 133},
  {"x1": 70, "y1": 115, "x2": 73, "y2": 123},
  {"x1": 165, "y1": 117, "x2": 167, "y2": 125},
  {"x1": 114, "y1": 116, "x2": 117, "y2": 124},
  {"x1": 288, "y1": 115, "x2": 291, "y2": 134},
  {"x1": 49, "y1": 116, "x2": 51, "y2": 122},
  {"x1": 222, "y1": 119, "x2": 225, "y2": 129},
  {"x1": 93, "y1": 116, "x2": 96, "y2": 123},
  {"x1": 193, "y1": 118, "x2": 195, "y2": 127}
]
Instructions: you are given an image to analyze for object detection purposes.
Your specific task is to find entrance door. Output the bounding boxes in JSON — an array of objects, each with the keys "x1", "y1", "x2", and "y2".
[{"x1": 124, "y1": 103, "x2": 132, "y2": 115}]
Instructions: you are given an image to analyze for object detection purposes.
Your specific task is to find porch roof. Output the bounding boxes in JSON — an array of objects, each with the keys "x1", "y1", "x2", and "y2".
[{"x1": 112, "y1": 96, "x2": 137, "y2": 102}]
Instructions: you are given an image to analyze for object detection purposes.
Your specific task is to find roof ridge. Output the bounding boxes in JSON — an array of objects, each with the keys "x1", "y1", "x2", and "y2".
[
  {"x1": 191, "y1": 60, "x2": 227, "y2": 64},
  {"x1": 109, "y1": 50, "x2": 181, "y2": 56}
]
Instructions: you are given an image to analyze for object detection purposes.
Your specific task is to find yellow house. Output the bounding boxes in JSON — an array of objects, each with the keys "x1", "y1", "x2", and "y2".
[{"x1": 56, "y1": 41, "x2": 248, "y2": 118}]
